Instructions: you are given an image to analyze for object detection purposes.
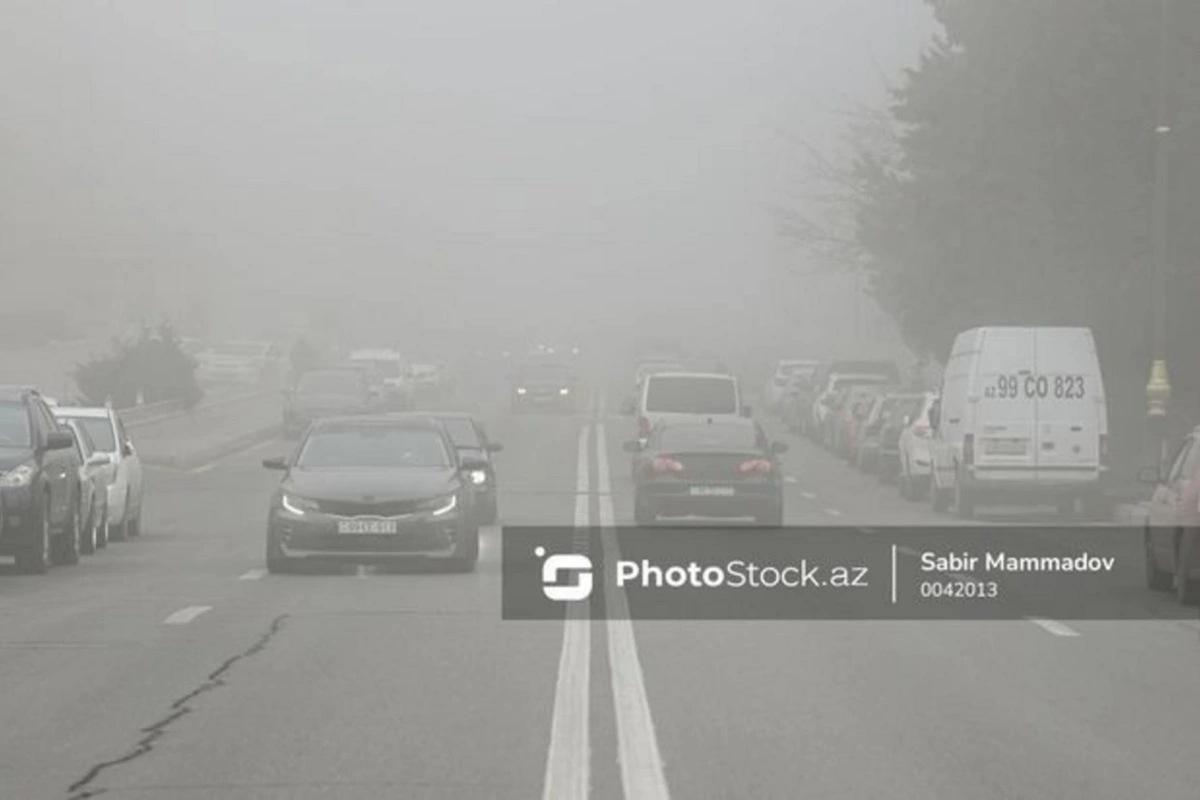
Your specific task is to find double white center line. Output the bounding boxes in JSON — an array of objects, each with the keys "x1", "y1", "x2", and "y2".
[{"x1": 543, "y1": 395, "x2": 670, "y2": 800}]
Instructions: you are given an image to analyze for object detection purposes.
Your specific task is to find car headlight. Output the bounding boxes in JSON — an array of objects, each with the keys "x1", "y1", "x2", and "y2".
[
  {"x1": 280, "y1": 492, "x2": 319, "y2": 516},
  {"x1": 468, "y1": 469, "x2": 488, "y2": 485},
  {"x1": 418, "y1": 493, "x2": 458, "y2": 516},
  {"x1": 0, "y1": 463, "x2": 35, "y2": 488},
  {"x1": 516, "y1": 387, "x2": 527, "y2": 395},
  {"x1": 559, "y1": 387, "x2": 570, "y2": 396}
]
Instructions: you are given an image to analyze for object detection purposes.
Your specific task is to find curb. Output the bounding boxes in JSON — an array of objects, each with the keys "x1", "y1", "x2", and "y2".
[{"x1": 142, "y1": 424, "x2": 282, "y2": 470}]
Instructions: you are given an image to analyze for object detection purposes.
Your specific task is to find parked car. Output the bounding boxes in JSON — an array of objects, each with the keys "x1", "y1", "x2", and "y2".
[
  {"x1": 928, "y1": 326, "x2": 1108, "y2": 519},
  {"x1": 762, "y1": 359, "x2": 820, "y2": 414},
  {"x1": 1139, "y1": 427, "x2": 1200, "y2": 605},
  {"x1": 811, "y1": 373, "x2": 891, "y2": 445},
  {"x1": 62, "y1": 418, "x2": 114, "y2": 553},
  {"x1": 856, "y1": 393, "x2": 927, "y2": 475},
  {"x1": 834, "y1": 386, "x2": 887, "y2": 460},
  {"x1": 625, "y1": 418, "x2": 786, "y2": 526},
  {"x1": 779, "y1": 372, "x2": 817, "y2": 435},
  {"x1": 0, "y1": 386, "x2": 84, "y2": 572},
  {"x1": 895, "y1": 392, "x2": 940, "y2": 499},
  {"x1": 51, "y1": 404, "x2": 144, "y2": 541}
]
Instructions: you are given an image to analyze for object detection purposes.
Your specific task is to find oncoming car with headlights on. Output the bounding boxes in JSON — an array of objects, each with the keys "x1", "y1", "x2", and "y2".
[
  {"x1": 509, "y1": 357, "x2": 580, "y2": 412},
  {"x1": 261, "y1": 415, "x2": 488, "y2": 573}
]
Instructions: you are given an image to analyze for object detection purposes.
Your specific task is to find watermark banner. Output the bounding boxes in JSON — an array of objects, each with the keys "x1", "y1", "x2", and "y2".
[{"x1": 501, "y1": 525, "x2": 1198, "y2": 621}]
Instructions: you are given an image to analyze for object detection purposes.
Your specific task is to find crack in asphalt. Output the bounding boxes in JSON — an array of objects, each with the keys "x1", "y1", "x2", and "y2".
[{"x1": 65, "y1": 614, "x2": 289, "y2": 799}]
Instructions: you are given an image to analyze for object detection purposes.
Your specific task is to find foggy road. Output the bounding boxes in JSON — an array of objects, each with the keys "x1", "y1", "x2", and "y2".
[{"x1": 1, "y1": 379, "x2": 1198, "y2": 800}]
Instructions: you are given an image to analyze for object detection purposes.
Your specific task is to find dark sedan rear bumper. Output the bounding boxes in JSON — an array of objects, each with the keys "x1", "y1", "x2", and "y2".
[{"x1": 638, "y1": 482, "x2": 782, "y2": 519}]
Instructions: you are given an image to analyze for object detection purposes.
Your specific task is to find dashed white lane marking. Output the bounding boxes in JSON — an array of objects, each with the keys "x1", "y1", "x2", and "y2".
[
  {"x1": 596, "y1": 420, "x2": 670, "y2": 800},
  {"x1": 239, "y1": 569, "x2": 267, "y2": 581},
  {"x1": 1027, "y1": 618, "x2": 1081, "y2": 637},
  {"x1": 823, "y1": 508, "x2": 843, "y2": 517},
  {"x1": 163, "y1": 606, "x2": 212, "y2": 625},
  {"x1": 801, "y1": 491, "x2": 817, "y2": 500},
  {"x1": 541, "y1": 420, "x2": 591, "y2": 800}
]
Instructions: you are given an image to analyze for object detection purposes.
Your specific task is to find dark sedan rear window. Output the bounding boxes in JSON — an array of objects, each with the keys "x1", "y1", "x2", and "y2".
[
  {"x1": 645, "y1": 376, "x2": 737, "y2": 414},
  {"x1": 298, "y1": 427, "x2": 451, "y2": 468}
]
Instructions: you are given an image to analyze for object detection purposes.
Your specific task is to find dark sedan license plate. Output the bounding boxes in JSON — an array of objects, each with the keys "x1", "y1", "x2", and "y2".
[
  {"x1": 689, "y1": 486, "x2": 735, "y2": 497},
  {"x1": 337, "y1": 519, "x2": 398, "y2": 535}
]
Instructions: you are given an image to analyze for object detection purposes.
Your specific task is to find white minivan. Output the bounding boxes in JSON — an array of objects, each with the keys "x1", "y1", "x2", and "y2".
[
  {"x1": 928, "y1": 327, "x2": 1108, "y2": 519},
  {"x1": 629, "y1": 372, "x2": 748, "y2": 442}
]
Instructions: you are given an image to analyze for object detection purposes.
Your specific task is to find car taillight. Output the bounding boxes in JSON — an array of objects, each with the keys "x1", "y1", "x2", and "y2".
[
  {"x1": 652, "y1": 457, "x2": 684, "y2": 474},
  {"x1": 638, "y1": 416, "x2": 650, "y2": 438},
  {"x1": 913, "y1": 424, "x2": 931, "y2": 439},
  {"x1": 962, "y1": 434, "x2": 974, "y2": 467},
  {"x1": 738, "y1": 458, "x2": 773, "y2": 474}
]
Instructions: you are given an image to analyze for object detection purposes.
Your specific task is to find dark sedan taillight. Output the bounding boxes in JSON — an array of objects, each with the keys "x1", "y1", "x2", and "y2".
[
  {"x1": 738, "y1": 458, "x2": 773, "y2": 474},
  {"x1": 652, "y1": 457, "x2": 684, "y2": 474}
]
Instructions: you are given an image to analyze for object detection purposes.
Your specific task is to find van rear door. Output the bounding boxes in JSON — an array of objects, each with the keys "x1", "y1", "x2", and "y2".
[
  {"x1": 1032, "y1": 328, "x2": 1102, "y2": 473},
  {"x1": 974, "y1": 328, "x2": 1038, "y2": 470}
]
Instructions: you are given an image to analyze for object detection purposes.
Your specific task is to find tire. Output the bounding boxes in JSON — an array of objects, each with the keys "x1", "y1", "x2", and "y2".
[
  {"x1": 110, "y1": 491, "x2": 130, "y2": 542},
  {"x1": 81, "y1": 501, "x2": 98, "y2": 556},
  {"x1": 53, "y1": 503, "x2": 82, "y2": 566},
  {"x1": 1144, "y1": 529, "x2": 1171, "y2": 591},
  {"x1": 265, "y1": 531, "x2": 297, "y2": 574},
  {"x1": 15, "y1": 497, "x2": 53, "y2": 575},
  {"x1": 954, "y1": 471, "x2": 975, "y2": 521},
  {"x1": 633, "y1": 492, "x2": 655, "y2": 526},
  {"x1": 1175, "y1": 534, "x2": 1199, "y2": 605},
  {"x1": 448, "y1": 524, "x2": 480, "y2": 572}
]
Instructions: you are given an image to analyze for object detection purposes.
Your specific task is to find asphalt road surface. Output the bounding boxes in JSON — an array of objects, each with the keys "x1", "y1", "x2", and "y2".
[{"x1": 1, "y1": 378, "x2": 1198, "y2": 799}]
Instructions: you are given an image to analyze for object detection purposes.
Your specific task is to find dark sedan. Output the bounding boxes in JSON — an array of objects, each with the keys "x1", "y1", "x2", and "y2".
[
  {"x1": 423, "y1": 413, "x2": 502, "y2": 525},
  {"x1": 509, "y1": 359, "x2": 580, "y2": 412},
  {"x1": 625, "y1": 419, "x2": 787, "y2": 527},
  {"x1": 262, "y1": 416, "x2": 487, "y2": 572}
]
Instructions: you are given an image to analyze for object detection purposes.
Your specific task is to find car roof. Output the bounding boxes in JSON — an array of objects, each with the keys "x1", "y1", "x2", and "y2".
[{"x1": 52, "y1": 406, "x2": 113, "y2": 419}]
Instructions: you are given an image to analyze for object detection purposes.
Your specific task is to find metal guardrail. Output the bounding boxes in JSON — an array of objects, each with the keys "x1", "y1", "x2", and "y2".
[{"x1": 119, "y1": 388, "x2": 275, "y2": 429}]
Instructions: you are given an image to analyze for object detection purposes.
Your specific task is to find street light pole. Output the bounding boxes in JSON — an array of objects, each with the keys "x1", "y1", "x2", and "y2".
[{"x1": 1145, "y1": 0, "x2": 1173, "y2": 467}]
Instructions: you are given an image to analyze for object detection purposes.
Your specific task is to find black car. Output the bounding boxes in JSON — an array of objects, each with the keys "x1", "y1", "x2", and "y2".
[
  {"x1": 262, "y1": 415, "x2": 487, "y2": 573},
  {"x1": 0, "y1": 386, "x2": 84, "y2": 572},
  {"x1": 625, "y1": 418, "x2": 787, "y2": 526},
  {"x1": 283, "y1": 367, "x2": 377, "y2": 439},
  {"x1": 509, "y1": 358, "x2": 580, "y2": 412},
  {"x1": 423, "y1": 413, "x2": 502, "y2": 525}
]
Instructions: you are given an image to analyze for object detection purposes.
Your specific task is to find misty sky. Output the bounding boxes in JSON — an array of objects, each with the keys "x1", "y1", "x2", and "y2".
[{"x1": 2, "y1": 1, "x2": 933, "y2": 352}]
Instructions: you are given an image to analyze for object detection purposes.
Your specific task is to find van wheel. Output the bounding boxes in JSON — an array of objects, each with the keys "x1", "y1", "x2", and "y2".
[{"x1": 1144, "y1": 529, "x2": 1171, "y2": 591}]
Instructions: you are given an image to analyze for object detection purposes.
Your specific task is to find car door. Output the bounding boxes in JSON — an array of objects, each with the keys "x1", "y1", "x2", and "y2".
[
  {"x1": 1148, "y1": 437, "x2": 1193, "y2": 566},
  {"x1": 34, "y1": 401, "x2": 71, "y2": 526}
]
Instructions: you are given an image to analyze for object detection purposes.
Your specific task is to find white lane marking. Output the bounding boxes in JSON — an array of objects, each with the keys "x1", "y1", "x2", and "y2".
[
  {"x1": 186, "y1": 438, "x2": 281, "y2": 474},
  {"x1": 1027, "y1": 618, "x2": 1081, "y2": 637},
  {"x1": 784, "y1": 476, "x2": 798, "y2": 484},
  {"x1": 823, "y1": 508, "x2": 843, "y2": 517},
  {"x1": 239, "y1": 569, "x2": 267, "y2": 581},
  {"x1": 891, "y1": 545, "x2": 897, "y2": 604},
  {"x1": 542, "y1": 423, "x2": 591, "y2": 800},
  {"x1": 163, "y1": 606, "x2": 212, "y2": 625},
  {"x1": 801, "y1": 491, "x2": 817, "y2": 500},
  {"x1": 597, "y1": 421, "x2": 670, "y2": 800}
]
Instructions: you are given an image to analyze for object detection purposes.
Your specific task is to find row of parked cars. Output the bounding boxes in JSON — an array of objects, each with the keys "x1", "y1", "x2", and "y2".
[
  {"x1": 765, "y1": 326, "x2": 1200, "y2": 606},
  {"x1": 0, "y1": 385, "x2": 145, "y2": 574}
]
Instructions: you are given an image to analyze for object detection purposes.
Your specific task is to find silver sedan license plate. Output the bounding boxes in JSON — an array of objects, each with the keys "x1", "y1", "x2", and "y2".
[{"x1": 337, "y1": 519, "x2": 398, "y2": 535}]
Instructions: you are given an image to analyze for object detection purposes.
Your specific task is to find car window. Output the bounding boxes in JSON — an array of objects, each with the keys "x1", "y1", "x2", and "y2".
[
  {"x1": 439, "y1": 418, "x2": 482, "y2": 448},
  {"x1": 0, "y1": 401, "x2": 33, "y2": 448},
  {"x1": 659, "y1": 424, "x2": 758, "y2": 451},
  {"x1": 66, "y1": 416, "x2": 118, "y2": 452},
  {"x1": 66, "y1": 424, "x2": 89, "y2": 460},
  {"x1": 645, "y1": 376, "x2": 737, "y2": 414},
  {"x1": 297, "y1": 427, "x2": 452, "y2": 468}
]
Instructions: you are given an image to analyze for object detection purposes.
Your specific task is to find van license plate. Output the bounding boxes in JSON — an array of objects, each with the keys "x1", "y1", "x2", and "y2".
[
  {"x1": 985, "y1": 439, "x2": 1027, "y2": 455},
  {"x1": 690, "y1": 486, "x2": 735, "y2": 497},
  {"x1": 337, "y1": 519, "x2": 398, "y2": 535}
]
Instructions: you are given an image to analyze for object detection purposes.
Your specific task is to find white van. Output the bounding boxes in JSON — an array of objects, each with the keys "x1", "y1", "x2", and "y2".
[
  {"x1": 632, "y1": 372, "x2": 747, "y2": 441},
  {"x1": 928, "y1": 327, "x2": 1108, "y2": 518}
]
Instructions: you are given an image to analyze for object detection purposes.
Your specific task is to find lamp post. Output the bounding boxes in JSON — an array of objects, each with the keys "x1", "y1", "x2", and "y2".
[{"x1": 1145, "y1": 0, "x2": 1173, "y2": 467}]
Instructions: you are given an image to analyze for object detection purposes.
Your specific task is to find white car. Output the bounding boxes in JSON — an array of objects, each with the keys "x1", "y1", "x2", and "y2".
[
  {"x1": 895, "y1": 392, "x2": 939, "y2": 499},
  {"x1": 810, "y1": 373, "x2": 891, "y2": 445},
  {"x1": 61, "y1": 419, "x2": 115, "y2": 553},
  {"x1": 762, "y1": 359, "x2": 820, "y2": 413},
  {"x1": 928, "y1": 326, "x2": 1108, "y2": 519},
  {"x1": 51, "y1": 406, "x2": 144, "y2": 540},
  {"x1": 196, "y1": 341, "x2": 281, "y2": 385}
]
